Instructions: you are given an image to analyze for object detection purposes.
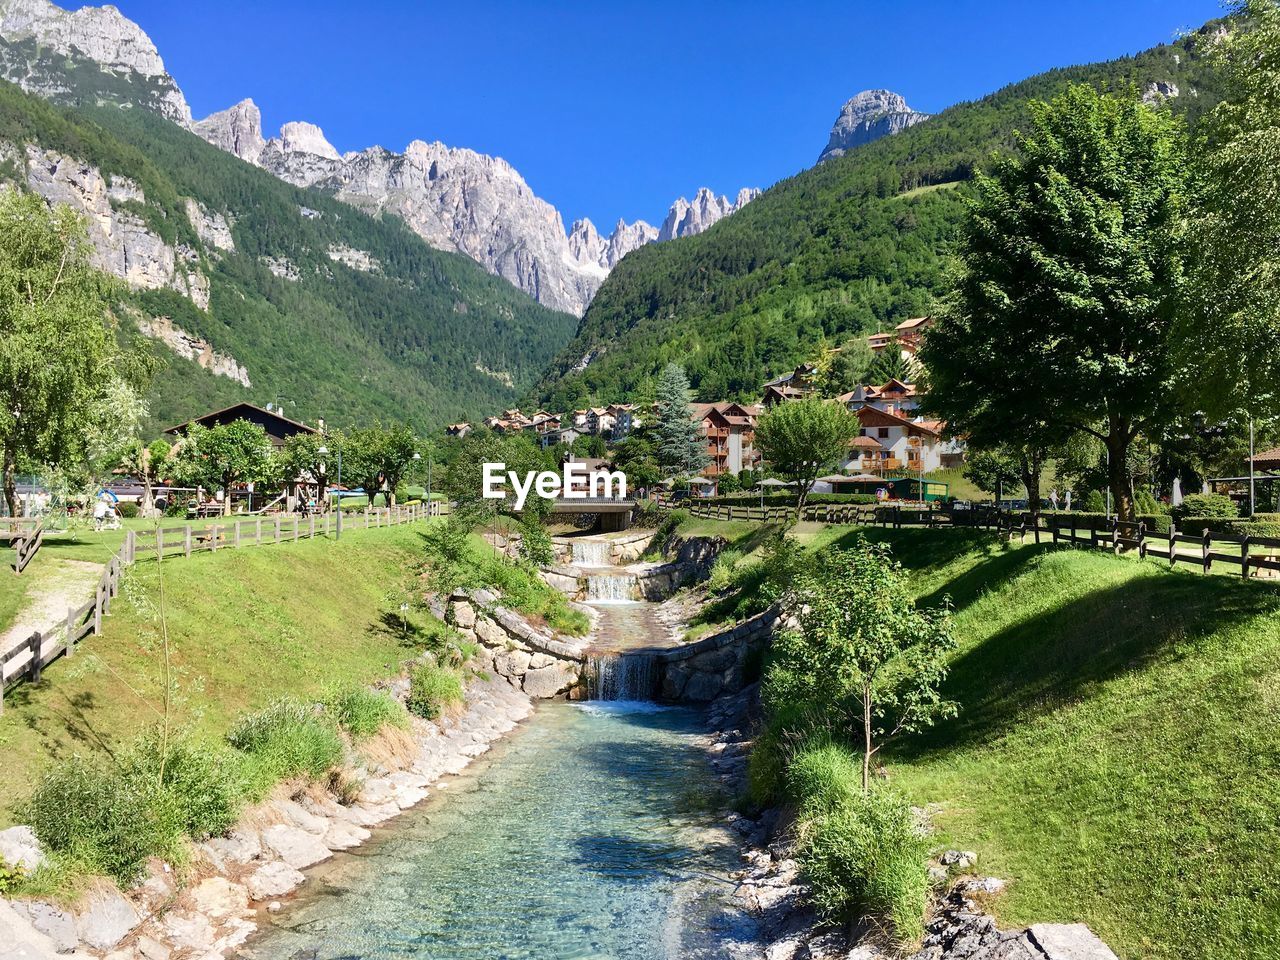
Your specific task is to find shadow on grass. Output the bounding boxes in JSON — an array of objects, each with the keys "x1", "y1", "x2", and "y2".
[{"x1": 894, "y1": 560, "x2": 1280, "y2": 760}]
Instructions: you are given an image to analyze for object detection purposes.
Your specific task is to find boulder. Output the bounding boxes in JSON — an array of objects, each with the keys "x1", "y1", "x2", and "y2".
[
  {"x1": 11, "y1": 901, "x2": 77, "y2": 954},
  {"x1": 269, "y1": 798, "x2": 329, "y2": 836},
  {"x1": 201, "y1": 829, "x2": 261, "y2": 868},
  {"x1": 474, "y1": 617, "x2": 509, "y2": 647},
  {"x1": 494, "y1": 648, "x2": 532, "y2": 678},
  {"x1": 158, "y1": 911, "x2": 215, "y2": 952},
  {"x1": 0, "y1": 827, "x2": 45, "y2": 873},
  {"x1": 188, "y1": 877, "x2": 247, "y2": 920},
  {"x1": 136, "y1": 935, "x2": 171, "y2": 960},
  {"x1": 1028, "y1": 924, "x2": 1120, "y2": 960},
  {"x1": 521, "y1": 663, "x2": 576, "y2": 699},
  {"x1": 322, "y1": 821, "x2": 370, "y2": 851},
  {"x1": 73, "y1": 888, "x2": 142, "y2": 950},
  {"x1": 244, "y1": 862, "x2": 306, "y2": 902},
  {"x1": 260, "y1": 824, "x2": 331, "y2": 869},
  {"x1": 449, "y1": 600, "x2": 476, "y2": 628}
]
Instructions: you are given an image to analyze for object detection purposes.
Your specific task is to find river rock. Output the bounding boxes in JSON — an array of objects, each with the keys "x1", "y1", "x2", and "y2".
[
  {"x1": 158, "y1": 911, "x2": 216, "y2": 951},
  {"x1": 136, "y1": 935, "x2": 171, "y2": 960},
  {"x1": 0, "y1": 826, "x2": 45, "y2": 871},
  {"x1": 271, "y1": 798, "x2": 329, "y2": 836},
  {"x1": 450, "y1": 600, "x2": 476, "y2": 628},
  {"x1": 494, "y1": 648, "x2": 532, "y2": 678},
  {"x1": 260, "y1": 824, "x2": 331, "y2": 869},
  {"x1": 322, "y1": 821, "x2": 371, "y2": 850},
  {"x1": 521, "y1": 663, "x2": 576, "y2": 698},
  {"x1": 73, "y1": 888, "x2": 142, "y2": 950},
  {"x1": 244, "y1": 862, "x2": 306, "y2": 901},
  {"x1": 188, "y1": 877, "x2": 247, "y2": 920},
  {"x1": 11, "y1": 901, "x2": 76, "y2": 954},
  {"x1": 1027, "y1": 924, "x2": 1119, "y2": 960},
  {"x1": 201, "y1": 829, "x2": 261, "y2": 869}
]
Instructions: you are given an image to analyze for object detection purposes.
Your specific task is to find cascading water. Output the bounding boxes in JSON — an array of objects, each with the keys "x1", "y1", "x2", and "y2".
[
  {"x1": 585, "y1": 572, "x2": 639, "y2": 603},
  {"x1": 588, "y1": 651, "x2": 660, "y2": 701},
  {"x1": 571, "y1": 538, "x2": 612, "y2": 566}
]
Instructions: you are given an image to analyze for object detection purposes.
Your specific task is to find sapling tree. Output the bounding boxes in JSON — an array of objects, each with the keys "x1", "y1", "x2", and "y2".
[
  {"x1": 754, "y1": 397, "x2": 860, "y2": 514},
  {"x1": 122, "y1": 438, "x2": 172, "y2": 517},
  {"x1": 769, "y1": 540, "x2": 956, "y2": 791}
]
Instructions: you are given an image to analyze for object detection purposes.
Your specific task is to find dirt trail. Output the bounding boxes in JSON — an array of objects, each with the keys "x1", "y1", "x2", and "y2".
[{"x1": 0, "y1": 559, "x2": 104, "y2": 654}]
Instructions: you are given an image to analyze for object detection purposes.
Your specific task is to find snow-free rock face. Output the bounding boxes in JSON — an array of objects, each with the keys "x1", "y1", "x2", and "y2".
[
  {"x1": 192, "y1": 98, "x2": 266, "y2": 166},
  {"x1": 0, "y1": 0, "x2": 190, "y2": 123},
  {"x1": 818, "y1": 89, "x2": 930, "y2": 163},
  {"x1": 657, "y1": 186, "x2": 759, "y2": 242}
]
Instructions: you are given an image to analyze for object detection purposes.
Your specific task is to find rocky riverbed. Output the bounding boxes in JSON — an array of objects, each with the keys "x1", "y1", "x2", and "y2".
[{"x1": 0, "y1": 674, "x2": 533, "y2": 960}]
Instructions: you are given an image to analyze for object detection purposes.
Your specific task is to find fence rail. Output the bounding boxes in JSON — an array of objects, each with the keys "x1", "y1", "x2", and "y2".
[
  {"x1": 681, "y1": 500, "x2": 1280, "y2": 579},
  {"x1": 0, "y1": 500, "x2": 444, "y2": 709}
]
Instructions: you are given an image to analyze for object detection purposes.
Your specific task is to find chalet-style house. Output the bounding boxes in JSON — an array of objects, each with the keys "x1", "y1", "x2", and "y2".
[
  {"x1": 165, "y1": 402, "x2": 318, "y2": 449},
  {"x1": 867, "y1": 316, "x2": 933, "y2": 361},
  {"x1": 761, "y1": 362, "x2": 820, "y2": 407},
  {"x1": 837, "y1": 378, "x2": 920, "y2": 416},
  {"x1": 844, "y1": 406, "x2": 947, "y2": 474},
  {"x1": 691, "y1": 402, "x2": 762, "y2": 477},
  {"x1": 445, "y1": 422, "x2": 472, "y2": 438}
]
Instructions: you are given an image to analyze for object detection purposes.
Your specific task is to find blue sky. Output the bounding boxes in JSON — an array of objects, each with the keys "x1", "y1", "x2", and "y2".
[{"x1": 105, "y1": 0, "x2": 1222, "y2": 231}]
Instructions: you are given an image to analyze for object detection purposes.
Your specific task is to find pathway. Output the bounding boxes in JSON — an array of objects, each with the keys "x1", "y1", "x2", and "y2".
[{"x1": 0, "y1": 559, "x2": 104, "y2": 659}]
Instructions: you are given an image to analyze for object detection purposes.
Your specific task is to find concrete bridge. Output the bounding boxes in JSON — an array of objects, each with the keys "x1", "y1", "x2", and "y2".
[{"x1": 525, "y1": 496, "x2": 637, "y2": 531}]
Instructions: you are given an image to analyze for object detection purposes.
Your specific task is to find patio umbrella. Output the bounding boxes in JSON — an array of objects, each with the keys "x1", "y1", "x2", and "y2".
[{"x1": 758, "y1": 477, "x2": 795, "y2": 487}]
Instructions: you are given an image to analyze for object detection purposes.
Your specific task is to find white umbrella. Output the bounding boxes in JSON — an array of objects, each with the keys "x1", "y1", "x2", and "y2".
[
  {"x1": 687, "y1": 477, "x2": 714, "y2": 486},
  {"x1": 758, "y1": 477, "x2": 795, "y2": 487}
]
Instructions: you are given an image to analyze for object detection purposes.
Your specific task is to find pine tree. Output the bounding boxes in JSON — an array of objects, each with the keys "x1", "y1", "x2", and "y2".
[{"x1": 653, "y1": 363, "x2": 708, "y2": 476}]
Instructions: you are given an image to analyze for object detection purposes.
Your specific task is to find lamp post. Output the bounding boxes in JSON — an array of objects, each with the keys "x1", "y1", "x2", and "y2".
[
  {"x1": 318, "y1": 443, "x2": 342, "y2": 539},
  {"x1": 412, "y1": 450, "x2": 421, "y2": 503}
]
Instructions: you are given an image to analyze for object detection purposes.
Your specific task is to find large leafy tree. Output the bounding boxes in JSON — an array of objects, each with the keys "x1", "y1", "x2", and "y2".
[
  {"x1": 170, "y1": 420, "x2": 277, "y2": 515},
  {"x1": 121, "y1": 437, "x2": 171, "y2": 517},
  {"x1": 765, "y1": 540, "x2": 956, "y2": 791},
  {"x1": 1181, "y1": 0, "x2": 1280, "y2": 420},
  {"x1": 342, "y1": 424, "x2": 421, "y2": 507},
  {"x1": 755, "y1": 397, "x2": 860, "y2": 512},
  {"x1": 922, "y1": 84, "x2": 1189, "y2": 522},
  {"x1": 0, "y1": 190, "x2": 129, "y2": 516},
  {"x1": 653, "y1": 363, "x2": 708, "y2": 476}
]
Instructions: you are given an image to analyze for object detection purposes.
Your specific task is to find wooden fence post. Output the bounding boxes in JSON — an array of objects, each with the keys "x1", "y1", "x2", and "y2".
[
  {"x1": 28, "y1": 632, "x2": 42, "y2": 684},
  {"x1": 65, "y1": 607, "x2": 75, "y2": 658},
  {"x1": 256, "y1": 517, "x2": 263, "y2": 545},
  {"x1": 275, "y1": 517, "x2": 282, "y2": 543},
  {"x1": 1137, "y1": 522, "x2": 1147, "y2": 560},
  {"x1": 309, "y1": 514, "x2": 316, "y2": 539},
  {"x1": 94, "y1": 582, "x2": 102, "y2": 634},
  {"x1": 293, "y1": 517, "x2": 300, "y2": 542},
  {"x1": 324, "y1": 513, "x2": 331, "y2": 537},
  {"x1": 1242, "y1": 534, "x2": 1251, "y2": 579},
  {"x1": 210, "y1": 525, "x2": 219, "y2": 553},
  {"x1": 184, "y1": 525, "x2": 192, "y2": 558},
  {"x1": 1202, "y1": 529, "x2": 1212, "y2": 573},
  {"x1": 1169, "y1": 524, "x2": 1178, "y2": 567}
]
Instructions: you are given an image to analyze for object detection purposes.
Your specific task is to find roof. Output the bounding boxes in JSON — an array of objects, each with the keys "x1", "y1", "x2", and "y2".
[
  {"x1": 856, "y1": 405, "x2": 941, "y2": 436},
  {"x1": 895, "y1": 316, "x2": 932, "y2": 332},
  {"x1": 164, "y1": 402, "x2": 318, "y2": 438},
  {"x1": 850, "y1": 435, "x2": 881, "y2": 448},
  {"x1": 1252, "y1": 447, "x2": 1280, "y2": 467}
]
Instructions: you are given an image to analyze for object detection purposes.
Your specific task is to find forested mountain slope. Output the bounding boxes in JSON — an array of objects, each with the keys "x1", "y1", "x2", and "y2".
[
  {"x1": 0, "y1": 80, "x2": 578, "y2": 433},
  {"x1": 532, "y1": 26, "x2": 1221, "y2": 410}
]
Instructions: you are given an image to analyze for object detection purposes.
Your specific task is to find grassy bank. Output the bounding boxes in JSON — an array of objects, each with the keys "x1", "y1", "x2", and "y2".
[
  {"x1": 693, "y1": 515, "x2": 1280, "y2": 960},
  {"x1": 0, "y1": 523, "x2": 434, "y2": 816}
]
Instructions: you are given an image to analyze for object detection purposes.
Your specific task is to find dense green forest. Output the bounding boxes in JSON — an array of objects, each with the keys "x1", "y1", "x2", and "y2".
[
  {"x1": 0, "y1": 79, "x2": 578, "y2": 434},
  {"x1": 531, "y1": 25, "x2": 1222, "y2": 410}
]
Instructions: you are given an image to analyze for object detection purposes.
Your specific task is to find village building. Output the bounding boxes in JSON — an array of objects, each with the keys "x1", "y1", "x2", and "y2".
[
  {"x1": 843, "y1": 406, "x2": 948, "y2": 474},
  {"x1": 164, "y1": 402, "x2": 318, "y2": 449},
  {"x1": 445, "y1": 422, "x2": 472, "y2": 438},
  {"x1": 867, "y1": 316, "x2": 933, "y2": 361},
  {"x1": 607, "y1": 403, "x2": 636, "y2": 440},
  {"x1": 760, "y1": 362, "x2": 820, "y2": 407},
  {"x1": 691, "y1": 402, "x2": 762, "y2": 477}
]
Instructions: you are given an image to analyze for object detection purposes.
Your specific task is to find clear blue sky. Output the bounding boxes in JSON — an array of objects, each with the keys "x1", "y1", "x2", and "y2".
[{"x1": 104, "y1": 0, "x2": 1221, "y2": 232}]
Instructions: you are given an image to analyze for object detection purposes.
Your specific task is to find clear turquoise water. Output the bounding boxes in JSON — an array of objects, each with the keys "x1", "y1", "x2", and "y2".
[{"x1": 248, "y1": 701, "x2": 755, "y2": 960}]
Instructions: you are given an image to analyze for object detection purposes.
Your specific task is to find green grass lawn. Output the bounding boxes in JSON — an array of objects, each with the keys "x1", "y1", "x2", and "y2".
[
  {"x1": 0, "y1": 565, "x2": 34, "y2": 634},
  {"x1": 0, "y1": 522, "x2": 434, "y2": 818},
  {"x1": 808, "y1": 528, "x2": 1280, "y2": 960}
]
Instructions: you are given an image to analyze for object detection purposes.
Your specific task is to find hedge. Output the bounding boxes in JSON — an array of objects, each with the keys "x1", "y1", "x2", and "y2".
[
  {"x1": 1045, "y1": 512, "x2": 1173, "y2": 534},
  {"x1": 701, "y1": 493, "x2": 880, "y2": 507}
]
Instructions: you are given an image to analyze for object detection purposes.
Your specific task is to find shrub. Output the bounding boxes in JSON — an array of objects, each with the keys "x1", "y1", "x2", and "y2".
[
  {"x1": 1172, "y1": 493, "x2": 1239, "y2": 523},
  {"x1": 1083, "y1": 490, "x2": 1106, "y2": 512},
  {"x1": 1178, "y1": 516, "x2": 1280, "y2": 539},
  {"x1": 1046, "y1": 512, "x2": 1172, "y2": 534},
  {"x1": 517, "y1": 516, "x2": 554, "y2": 566},
  {"x1": 22, "y1": 755, "x2": 174, "y2": 884},
  {"x1": 406, "y1": 661, "x2": 464, "y2": 720},
  {"x1": 117, "y1": 502, "x2": 140, "y2": 519},
  {"x1": 227, "y1": 698, "x2": 344, "y2": 787},
  {"x1": 122, "y1": 733, "x2": 244, "y2": 840},
  {"x1": 796, "y1": 777, "x2": 929, "y2": 946},
  {"x1": 706, "y1": 549, "x2": 744, "y2": 594},
  {"x1": 787, "y1": 739, "x2": 864, "y2": 816},
  {"x1": 326, "y1": 687, "x2": 409, "y2": 740}
]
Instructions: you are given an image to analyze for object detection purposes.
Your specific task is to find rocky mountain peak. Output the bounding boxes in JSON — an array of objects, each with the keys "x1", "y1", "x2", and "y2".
[
  {"x1": 192, "y1": 98, "x2": 265, "y2": 165},
  {"x1": 0, "y1": 0, "x2": 190, "y2": 123},
  {"x1": 567, "y1": 218, "x2": 607, "y2": 272},
  {"x1": 818, "y1": 88, "x2": 930, "y2": 163},
  {"x1": 657, "y1": 186, "x2": 755, "y2": 243},
  {"x1": 276, "y1": 121, "x2": 341, "y2": 160}
]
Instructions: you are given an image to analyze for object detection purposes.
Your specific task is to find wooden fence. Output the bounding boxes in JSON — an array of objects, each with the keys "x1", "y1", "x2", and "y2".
[
  {"x1": 682, "y1": 500, "x2": 1280, "y2": 579},
  {"x1": 0, "y1": 500, "x2": 444, "y2": 708},
  {"x1": 1, "y1": 517, "x2": 43, "y2": 574}
]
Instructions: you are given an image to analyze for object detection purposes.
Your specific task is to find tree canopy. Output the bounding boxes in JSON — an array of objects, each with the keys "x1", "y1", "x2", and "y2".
[
  {"x1": 922, "y1": 84, "x2": 1190, "y2": 521},
  {"x1": 754, "y1": 397, "x2": 860, "y2": 512}
]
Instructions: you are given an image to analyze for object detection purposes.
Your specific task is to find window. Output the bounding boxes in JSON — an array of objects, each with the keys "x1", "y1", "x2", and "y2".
[{"x1": 877, "y1": 427, "x2": 889, "y2": 438}]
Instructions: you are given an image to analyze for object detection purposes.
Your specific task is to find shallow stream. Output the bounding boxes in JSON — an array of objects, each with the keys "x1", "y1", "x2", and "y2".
[{"x1": 247, "y1": 700, "x2": 756, "y2": 959}]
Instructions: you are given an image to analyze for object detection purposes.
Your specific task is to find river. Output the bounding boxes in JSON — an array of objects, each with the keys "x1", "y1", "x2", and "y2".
[{"x1": 246, "y1": 694, "x2": 757, "y2": 959}]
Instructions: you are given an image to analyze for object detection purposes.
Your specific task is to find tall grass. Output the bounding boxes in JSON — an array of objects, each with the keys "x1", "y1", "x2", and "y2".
[
  {"x1": 406, "y1": 661, "x2": 465, "y2": 720},
  {"x1": 326, "y1": 687, "x2": 409, "y2": 740},
  {"x1": 227, "y1": 697, "x2": 345, "y2": 793}
]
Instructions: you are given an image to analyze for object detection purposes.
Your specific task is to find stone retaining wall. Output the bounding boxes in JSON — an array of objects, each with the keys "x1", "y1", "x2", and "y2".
[
  {"x1": 436, "y1": 587, "x2": 588, "y2": 699},
  {"x1": 541, "y1": 535, "x2": 725, "y2": 602},
  {"x1": 657, "y1": 607, "x2": 781, "y2": 702}
]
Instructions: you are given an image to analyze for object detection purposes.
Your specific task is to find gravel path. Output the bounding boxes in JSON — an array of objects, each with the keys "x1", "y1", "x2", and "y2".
[{"x1": 0, "y1": 559, "x2": 104, "y2": 655}]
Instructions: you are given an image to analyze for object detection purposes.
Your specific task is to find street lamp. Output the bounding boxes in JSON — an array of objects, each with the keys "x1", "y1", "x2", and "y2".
[{"x1": 318, "y1": 443, "x2": 342, "y2": 539}]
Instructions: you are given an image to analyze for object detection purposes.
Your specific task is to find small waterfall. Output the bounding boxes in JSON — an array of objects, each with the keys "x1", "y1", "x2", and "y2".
[
  {"x1": 588, "y1": 652, "x2": 659, "y2": 701},
  {"x1": 585, "y1": 573, "x2": 639, "y2": 603},
  {"x1": 572, "y1": 539, "x2": 613, "y2": 567}
]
